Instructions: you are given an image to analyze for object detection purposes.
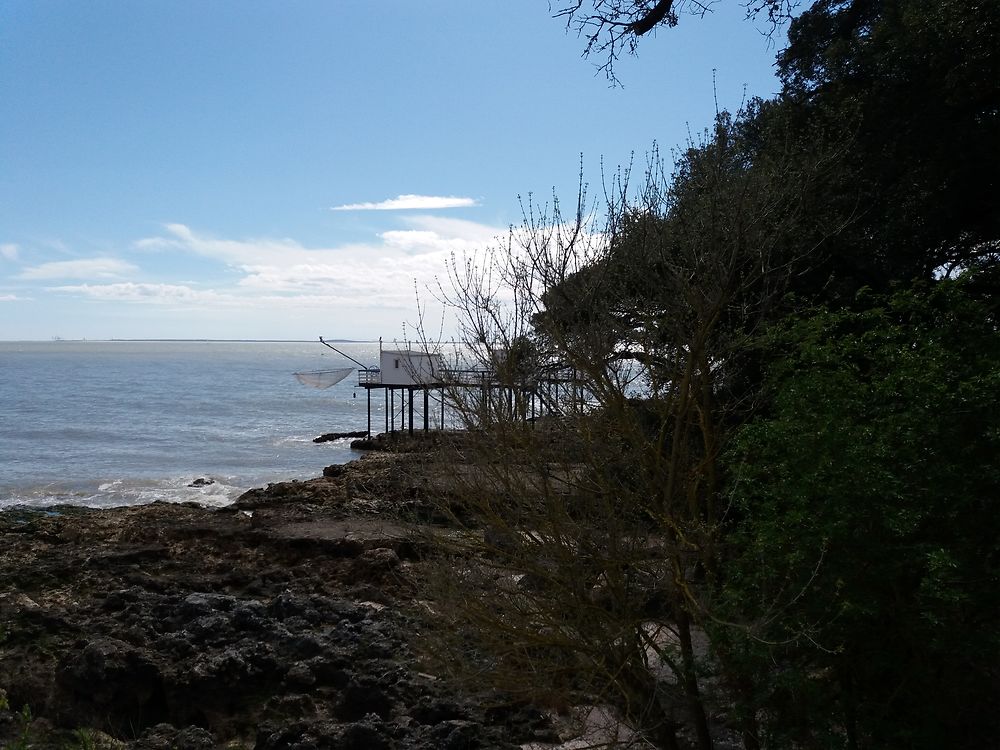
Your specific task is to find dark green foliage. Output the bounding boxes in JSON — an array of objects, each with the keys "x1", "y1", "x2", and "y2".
[
  {"x1": 539, "y1": 1, "x2": 1000, "y2": 745},
  {"x1": 719, "y1": 281, "x2": 1000, "y2": 748},
  {"x1": 434, "y1": 3, "x2": 1000, "y2": 746},
  {"x1": 777, "y1": 0, "x2": 1000, "y2": 297},
  {"x1": 529, "y1": 2, "x2": 1000, "y2": 741},
  {"x1": 534, "y1": 109, "x2": 842, "y2": 397}
]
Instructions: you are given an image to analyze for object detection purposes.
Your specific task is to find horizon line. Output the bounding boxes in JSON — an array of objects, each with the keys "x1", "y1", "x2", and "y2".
[{"x1": 0, "y1": 338, "x2": 375, "y2": 344}]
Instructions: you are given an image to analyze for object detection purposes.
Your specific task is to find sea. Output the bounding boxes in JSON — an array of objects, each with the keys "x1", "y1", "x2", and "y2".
[{"x1": 0, "y1": 340, "x2": 388, "y2": 511}]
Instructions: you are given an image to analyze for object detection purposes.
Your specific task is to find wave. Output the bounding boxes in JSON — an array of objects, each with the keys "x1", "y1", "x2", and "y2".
[{"x1": 1, "y1": 474, "x2": 249, "y2": 511}]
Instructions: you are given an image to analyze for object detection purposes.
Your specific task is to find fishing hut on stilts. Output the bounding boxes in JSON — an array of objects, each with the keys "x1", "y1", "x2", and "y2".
[{"x1": 297, "y1": 337, "x2": 590, "y2": 438}]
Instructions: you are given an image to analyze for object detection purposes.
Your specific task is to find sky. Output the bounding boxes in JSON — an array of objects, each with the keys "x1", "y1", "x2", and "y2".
[{"x1": 0, "y1": 1, "x2": 786, "y2": 341}]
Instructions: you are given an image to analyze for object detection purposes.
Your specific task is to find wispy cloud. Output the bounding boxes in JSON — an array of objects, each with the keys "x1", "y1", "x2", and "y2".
[
  {"x1": 0, "y1": 294, "x2": 24, "y2": 302},
  {"x1": 78, "y1": 218, "x2": 506, "y2": 315},
  {"x1": 49, "y1": 282, "x2": 413, "y2": 314},
  {"x1": 380, "y1": 216, "x2": 504, "y2": 257},
  {"x1": 1, "y1": 244, "x2": 19, "y2": 261},
  {"x1": 331, "y1": 194, "x2": 478, "y2": 211},
  {"x1": 134, "y1": 223, "x2": 310, "y2": 265},
  {"x1": 18, "y1": 257, "x2": 138, "y2": 281},
  {"x1": 49, "y1": 282, "x2": 228, "y2": 306}
]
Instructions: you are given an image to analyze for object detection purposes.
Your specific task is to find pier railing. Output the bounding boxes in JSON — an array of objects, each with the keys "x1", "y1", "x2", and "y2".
[
  {"x1": 358, "y1": 368, "x2": 383, "y2": 386},
  {"x1": 356, "y1": 367, "x2": 498, "y2": 388},
  {"x1": 356, "y1": 365, "x2": 588, "y2": 389}
]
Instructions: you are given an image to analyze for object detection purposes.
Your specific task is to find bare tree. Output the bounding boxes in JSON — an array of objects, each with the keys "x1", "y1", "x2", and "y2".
[
  {"x1": 552, "y1": 0, "x2": 799, "y2": 83},
  {"x1": 417, "y1": 112, "x2": 841, "y2": 749}
]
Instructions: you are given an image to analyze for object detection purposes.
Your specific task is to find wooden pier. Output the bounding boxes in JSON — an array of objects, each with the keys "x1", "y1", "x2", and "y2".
[{"x1": 356, "y1": 348, "x2": 586, "y2": 438}]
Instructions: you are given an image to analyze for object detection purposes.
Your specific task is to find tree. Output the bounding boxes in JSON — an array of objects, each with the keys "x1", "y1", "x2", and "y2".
[
  {"x1": 775, "y1": 0, "x2": 1000, "y2": 297},
  {"x1": 718, "y1": 279, "x2": 1000, "y2": 748},
  {"x1": 421, "y1": 109, "x2": 838, "y2": 750},
  {"x1": 553, "y1": 0, "x2": 799, "y2": 82},
  {"x1": 414, "y1": 3, "x2": 1000, "y2": 746},
  {"x1": 556, "y1": 0, "x2": 1000, "y2": 294}
]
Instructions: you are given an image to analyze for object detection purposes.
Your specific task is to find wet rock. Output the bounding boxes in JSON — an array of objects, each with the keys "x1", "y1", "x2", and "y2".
[
  {"x1": 179, "y1": 592, "x2": 237, "y2": 618},
  {"x1": 313, "y1": 431, "x2": 368, "y2": 443}
]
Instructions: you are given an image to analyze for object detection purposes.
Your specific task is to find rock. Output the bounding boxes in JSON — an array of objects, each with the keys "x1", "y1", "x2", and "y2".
[
  {"x1": 338, "y1": 719, "x2": 392, "y2": 750},
  {"x1": 0, "y1": 447, "x2": 547, "y2": 750},
  {"x1": 338, "y1": 676, "x2": 394, "y2": 721},
  {"x1": 351, "y1": 547, "x2": 401, "y2": 583},
  {"x1": 313, "y1": 431, "x2": 368, "y2": 443},
  {"x1": 188, "y1": 478, "x2": 215, "y2": 487},
  {"x1": 410, "y1": 697, "x2": 469, "y2": 725},
  {"x1": 285, "y1": 663, "x2": 316, "y2": 688},
  {"x1": 136, "y1": 723, "x2": 216, "y2": 750},
  {"x1": 55, "y1": 638, "x2": 167, "y2": 733}
]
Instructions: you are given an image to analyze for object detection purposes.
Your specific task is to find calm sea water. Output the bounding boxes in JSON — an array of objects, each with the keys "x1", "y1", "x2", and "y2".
[{"x1": 0, "y1": 340, "x2": 387, "y2": 510}]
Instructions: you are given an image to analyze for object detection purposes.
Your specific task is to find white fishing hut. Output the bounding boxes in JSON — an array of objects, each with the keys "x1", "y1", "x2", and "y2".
[
  {"x1": 301, "y1": 337, "x2": 572, "y2": 438},
  {"x1": 352, "y1": 345, "x2": 451, "y2": 436},
  {"x1": 378, "y1": 349, "x2": 447, "y2": 386}
]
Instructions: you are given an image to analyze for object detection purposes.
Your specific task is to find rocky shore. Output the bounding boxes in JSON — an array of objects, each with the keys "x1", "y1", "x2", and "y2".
[{"x1": 0, "y1": 443, "x2": 560, "y2": 750}]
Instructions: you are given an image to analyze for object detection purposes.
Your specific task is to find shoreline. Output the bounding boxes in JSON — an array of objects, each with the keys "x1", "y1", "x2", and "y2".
[
  {"x1": 0, "y1": 439, "x2": 560, "y2": 749},
  {"x1": 0, "y1": 441, "x2": 367, "y2": 514}
]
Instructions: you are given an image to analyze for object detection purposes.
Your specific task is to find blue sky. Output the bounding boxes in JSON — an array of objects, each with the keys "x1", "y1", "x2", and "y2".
[{"x1": 1, "y1": 1, "x2": 785, "y2": 341}]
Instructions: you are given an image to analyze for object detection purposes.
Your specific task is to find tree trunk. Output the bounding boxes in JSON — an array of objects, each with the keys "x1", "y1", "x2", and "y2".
[{"x1": 677, "y1": 609, "x2": 714, "y2": 750}]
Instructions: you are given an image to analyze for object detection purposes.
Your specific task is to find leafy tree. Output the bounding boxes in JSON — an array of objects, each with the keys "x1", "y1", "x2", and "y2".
[
  {"x1": 534, "y1": 109, "x2": 844, "y2": 387},
  {"x1": 419, "y1": 3, "x2": 1000, "y2": 747},
  {"x1": 775, "y1": 0, "x2": 1000, "y2": 297},
  {"x1": 718, "y1": 279, "x2": 1000, "y2": 748},
  {"x1": 425, "y1": 109, "x2": 838, "y2": 750}
]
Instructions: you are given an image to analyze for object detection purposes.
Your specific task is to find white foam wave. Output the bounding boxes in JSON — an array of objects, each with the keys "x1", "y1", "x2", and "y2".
[
  {"x1": 274, "y1": 435, "x2": 317, "y2": 445},
  {"x1": 1, "y1": 474, "x2": 249, "y2": 511}
]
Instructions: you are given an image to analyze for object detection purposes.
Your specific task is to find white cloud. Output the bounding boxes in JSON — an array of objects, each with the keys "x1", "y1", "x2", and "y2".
[
  {"x1": 49, "y1": 281, "x2": 413, "y2": 314},
  {"x1": 132, "y1": 220, "x2": 503, "y2": 300},
  {"x1": 0, "y1": 294, "x2": 22, "y2": 302},
  {"x1": 47, "y1": 218, "x2": 512, "y2": 336},
  {"x1": 135, "y1": 223, "x2": 327, "y2": 266},
  {"x1": 48, "y1": 282, "x2": 237, "y2": 307},
  {"x1": 331, "y1": 194, "x2": 478, "y2": 211},
  {"x1": 0, "y1": 244, "x2": 19, "y2": 261},
  {"x1": 136, "y1": 219, "x2": 502, "y2": 265},
  {"x1": 19, "y1": 257, "x2": 137, "y2": 281},
  {"x1": 229, "y1": 217, "x2": 501, "y2": 307},
  {"x1": 380, "y1": 230, "x2": 477, "y2": 256}
]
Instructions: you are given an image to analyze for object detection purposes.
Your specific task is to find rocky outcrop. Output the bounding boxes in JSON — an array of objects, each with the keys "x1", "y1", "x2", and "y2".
[
  {"x1": 312, "y1": 431, "x2": 368, "y2": 443},
  {"x1": 0, "y1": 453, "x2": 552, "y2": 749}
]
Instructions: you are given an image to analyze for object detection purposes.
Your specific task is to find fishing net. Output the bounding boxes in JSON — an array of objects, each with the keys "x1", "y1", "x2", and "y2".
[{"x1": 294, "y1": 368, "x2": 353, "y2": 389}]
